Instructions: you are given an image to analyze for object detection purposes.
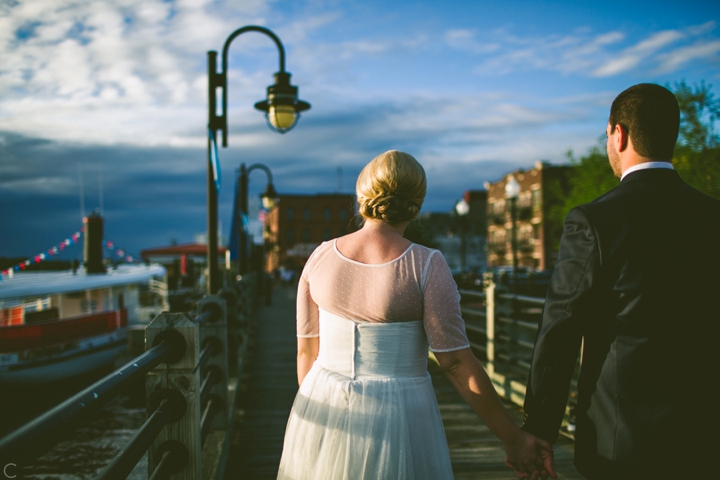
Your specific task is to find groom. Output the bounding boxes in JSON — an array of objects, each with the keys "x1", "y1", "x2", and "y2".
[{"x1": 519, "y1": 84, "x2": 720, "y2": 479}]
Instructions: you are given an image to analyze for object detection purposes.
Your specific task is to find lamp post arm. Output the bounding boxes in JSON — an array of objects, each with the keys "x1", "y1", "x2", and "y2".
[
  {"x1": 246, "y1": 163, "x2": 274, "y2": 186},
  {"x1": 221, "y1": 25, "x2": 286, "y2": 76},
  {"x1": 218, "y1": 26, "x2": 286, "y2": 147}
]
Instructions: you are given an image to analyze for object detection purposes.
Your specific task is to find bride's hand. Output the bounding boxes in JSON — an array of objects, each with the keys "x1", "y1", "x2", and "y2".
[{"x1": 503, "y1": 430, "x2": 556, "y2": 479}]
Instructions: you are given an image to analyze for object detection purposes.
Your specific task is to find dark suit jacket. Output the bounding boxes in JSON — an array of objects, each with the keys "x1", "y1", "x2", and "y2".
[{"x1": 521, "y1": 168, "x2": 720, "y2": 479}]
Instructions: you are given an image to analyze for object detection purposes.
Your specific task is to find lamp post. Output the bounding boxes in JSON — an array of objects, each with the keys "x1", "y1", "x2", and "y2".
[
  {"x1": 206, "y1": 25, "x2": 310, "y2": 294},
  {"x1": 238, "y1": 163, "x2": 278, "y2": 274},
  {"x1": 504, "y1": 175, "x2": 520, "y2": 293},
  {"x1": 455, "y1": 198, "x2": 470, "y2": 273}
]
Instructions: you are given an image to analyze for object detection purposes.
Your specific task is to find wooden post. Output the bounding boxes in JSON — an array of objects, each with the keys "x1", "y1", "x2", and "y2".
[
  {"x1": 198, "y1": 295, "x2": 229, "y2": 430},
  {"x1": 220, "y1": 287, "x2": 241, "y2": 369},
  {"x1": 146, "y1": 313, "x2": 201, "y2": 480},
  {"x1": 484, "y1": 273, "x2": 496, "y2": 377}
]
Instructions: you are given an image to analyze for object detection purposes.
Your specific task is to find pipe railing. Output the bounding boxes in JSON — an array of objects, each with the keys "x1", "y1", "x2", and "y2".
[
  {"x1": 0, "y1": 332, "x2": 185, "y2": 465},
  {"x1": 460, "y1": 273, "x2": 580, "y2": 437},
  {"x1": 0, "y1": 273, "x2": 259, "y2": 478}
]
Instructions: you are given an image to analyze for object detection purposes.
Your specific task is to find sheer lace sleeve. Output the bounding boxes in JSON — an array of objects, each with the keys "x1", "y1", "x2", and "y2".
[
  {"x1": 422, "y1": 251, "x2": 470, "y2": 352},
  {"x1": 296, "y1": 245, "x2": 323, "y2": 338},
  {"x1": 297, "y1": 272, "x2": 319, "y2": 337}
]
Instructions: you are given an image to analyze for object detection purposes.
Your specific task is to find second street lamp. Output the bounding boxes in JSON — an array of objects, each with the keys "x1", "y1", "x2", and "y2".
[
  {"x1": 504, "y1": 175, "x2": 520, "y2": 293},
  {"x1": 206, "y1": 25, "x2": 310, "y2": 294},
  {"x1": 237, "y1": 163, "x2": 278, "y2": 274},
  {"x1": 455, "y1": 198, "x2": 470, "y2": 273}
]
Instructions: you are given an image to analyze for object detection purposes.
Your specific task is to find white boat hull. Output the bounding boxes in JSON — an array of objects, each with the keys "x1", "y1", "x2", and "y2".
[{"x1": 0, "y1": 330, "x2": 128, "y2": 386}]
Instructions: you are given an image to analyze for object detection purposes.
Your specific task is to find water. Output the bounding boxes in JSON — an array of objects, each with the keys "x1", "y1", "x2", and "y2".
[{"x1": 0, "y1": 366, "x2": 148, "y2": 479}]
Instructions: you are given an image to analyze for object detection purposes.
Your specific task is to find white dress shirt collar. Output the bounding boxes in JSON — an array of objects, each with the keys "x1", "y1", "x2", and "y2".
[{"x1": 621, "y1": 162, "x2": 674, "y2": 181}]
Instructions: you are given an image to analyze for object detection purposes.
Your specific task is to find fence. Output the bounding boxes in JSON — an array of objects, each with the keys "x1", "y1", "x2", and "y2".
[
  {"x1": 0, "y1": 273, "x2": 258, "y2": 478},
  {"x1": 459, "y1": 272, "x2": 579, "y2": 438}
]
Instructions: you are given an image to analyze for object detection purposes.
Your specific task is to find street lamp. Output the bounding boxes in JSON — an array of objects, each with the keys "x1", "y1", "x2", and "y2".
[
  {"x1": 504, "y1": 175, "x2": 520, "y2": 292},
  {"x1": 455, "y1": 198, "x2": 470, "y2": 273},
  {"x1": 237, "y1": 163, "x2": 278, "y2": 274},
  {"x1": 206, "y1": 25, "x2": 311, "y2": 294}
]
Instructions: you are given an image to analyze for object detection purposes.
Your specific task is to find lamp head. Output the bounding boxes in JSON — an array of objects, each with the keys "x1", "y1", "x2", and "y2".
[
  {"x1": 455, "y1": 199, "x2": 470, "y2": 216},
  {"x1": 505, "y1": 175, "x2": 520, "y2": 199},
  {"x1": 260, "y1": 182, "x2": 279, "y2": 209},
  {"x1": 254, "y1": 71, "x2": 311, "y2": 134}
]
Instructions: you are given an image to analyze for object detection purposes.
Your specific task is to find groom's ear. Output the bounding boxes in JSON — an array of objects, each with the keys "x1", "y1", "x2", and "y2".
[{"x1": 614, "y1": 123, "x2": 629, "y2": 152}]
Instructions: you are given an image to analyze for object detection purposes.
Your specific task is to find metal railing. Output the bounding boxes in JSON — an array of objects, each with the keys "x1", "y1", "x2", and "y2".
[
  {"x1": 459, "y1": 273, "x2": 580, "y2": 437},
  {"x1": 0, "y1": 273, "x2": 258, "y2": 478}
]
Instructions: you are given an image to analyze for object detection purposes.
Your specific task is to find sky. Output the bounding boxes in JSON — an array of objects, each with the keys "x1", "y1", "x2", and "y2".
[{"x1": 1, "y1": 0, "x2": 719, "y2": 260}]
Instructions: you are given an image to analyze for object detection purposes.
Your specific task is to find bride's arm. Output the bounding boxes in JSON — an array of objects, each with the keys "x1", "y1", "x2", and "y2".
[
  {"x1": 297, "y1": 337, "x2": 319, "y2": 385},
  {"x1": 435, "y1": 348, "x2": 556, "y2": 479}
]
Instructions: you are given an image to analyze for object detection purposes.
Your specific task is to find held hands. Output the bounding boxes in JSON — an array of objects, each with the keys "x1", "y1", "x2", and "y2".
[{"x1": 503, "y1": 430, "x2": 557, "y2": 480}]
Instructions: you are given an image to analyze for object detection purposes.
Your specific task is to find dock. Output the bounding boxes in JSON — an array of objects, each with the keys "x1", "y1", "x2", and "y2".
[{"x1": 224, "y1": 286, "x2": 583, "y2": 479}]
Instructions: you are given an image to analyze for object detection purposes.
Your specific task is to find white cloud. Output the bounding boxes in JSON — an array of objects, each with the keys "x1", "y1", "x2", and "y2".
[
  {"x1": 444, "y1": 29, "x2": 500, "y2": 54},
  {"x1": 463, "y1": 22, "x2": 717, "y2": 79},
  {"x1": 592, "y1": 30, "x2": 684, "y2": 76},
  {"x1": 656, "y1": 40, "x2": 720, "y2": 73}
]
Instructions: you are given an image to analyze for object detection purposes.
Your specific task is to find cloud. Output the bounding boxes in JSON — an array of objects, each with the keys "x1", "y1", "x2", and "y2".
[
  {"x1": 655, "y1": 40, "x2": 720, "y2": 73},
  {"x1": 461, "y1": 22, "x2": 717, "y2": 78},
  {"x1": 444, "y1": 29, "x2": 500, "y2": 54},
  {"x1": 592, "y1": 30, "x2": 685, "y2": 76},
  {"x1": 0, "y1": 84, "x2": 610, "y2": 255}
]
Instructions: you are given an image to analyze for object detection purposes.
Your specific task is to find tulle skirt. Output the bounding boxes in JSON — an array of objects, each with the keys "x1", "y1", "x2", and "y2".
[{"x1": 277, "y1": 311, "x2": 454, "y2": 480}]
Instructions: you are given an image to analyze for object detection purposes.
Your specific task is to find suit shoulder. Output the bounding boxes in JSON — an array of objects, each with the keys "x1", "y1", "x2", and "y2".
[{"x1": 682, "y1": 182, "x2": 720, "y2": 211}]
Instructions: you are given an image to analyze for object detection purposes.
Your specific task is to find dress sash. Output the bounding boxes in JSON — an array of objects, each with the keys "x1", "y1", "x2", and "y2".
[{"x1": 317, "y1": 308, "x2": 429, "y2": 380}]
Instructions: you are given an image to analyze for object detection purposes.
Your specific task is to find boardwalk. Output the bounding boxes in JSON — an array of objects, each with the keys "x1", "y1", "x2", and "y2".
[{"x1": 225, "y1": 286, "x2": 582, "y2": 479}]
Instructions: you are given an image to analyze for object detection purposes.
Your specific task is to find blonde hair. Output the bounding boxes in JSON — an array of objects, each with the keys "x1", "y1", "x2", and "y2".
[{"x1": 356, "y1": 150, "x2": 426, "y2": 225}]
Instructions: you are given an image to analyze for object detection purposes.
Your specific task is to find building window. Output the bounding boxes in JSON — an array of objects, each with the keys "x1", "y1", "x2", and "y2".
[
  {"x1": 286, "y1": 229, "x2": 295, "y2": 244},
  {"x1": 339, "y1": 208, "x2": 347, "y2": 221},
  {"x1": 532, "y1": 188, "x2": 541, "y2": 208},
  {"x1": 303, "y1": 207, "x2": 311, "y2": 220},
  {"x1": 323, "y1": 229, "x2": 331, "y2": 241},
  {"x1": 533, "y1": 223, "x2": 541, "y2": 239},
  {"x1": 323, "y1": 207, "x2": 331, "y2": 221},
  {"x1": 287, "y1": 207, "x2": 294, "y2": 220},
  {"x1": 302, "y1": 228, "x2": 311, "y2": 242}
]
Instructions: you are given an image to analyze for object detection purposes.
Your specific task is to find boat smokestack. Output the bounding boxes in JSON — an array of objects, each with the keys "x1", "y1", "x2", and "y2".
[{"x1": 84, "y1": 211, "x2": 106, "y2": 274}]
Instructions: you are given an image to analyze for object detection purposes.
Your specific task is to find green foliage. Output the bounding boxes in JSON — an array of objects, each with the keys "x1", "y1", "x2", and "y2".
[
  {"x1": 552, "y1": 146, "x2": 618, "y2": 232},
  {"x1": 672, "y1": 80, "x2": 720, "y2": 151},
  {"x1": 670, "y1": 80, "x2": 720, "y2": 199}
]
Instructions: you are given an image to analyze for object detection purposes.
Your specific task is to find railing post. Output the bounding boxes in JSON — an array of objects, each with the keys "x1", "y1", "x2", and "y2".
[
  {"x1": 146, "y1": 313, "x2": 201, "y2": 480},
  {"x1": 198, "y1": 295, "x2": 229, "y2": 431},
  {"x1": 484, "y1": 272, "x2": 496, "y2": 377},
  {"x1": 220, "y1": 287, "x2": 241, "y2": 368}
]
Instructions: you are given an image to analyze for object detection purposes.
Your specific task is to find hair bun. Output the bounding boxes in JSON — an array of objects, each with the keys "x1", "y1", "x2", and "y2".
[
  {"x1": 362, "y1": 194, "x2": 420, "y2": 225},
  {"x1": 356, "y1": 151, "x2": 426, "y2": 225}
]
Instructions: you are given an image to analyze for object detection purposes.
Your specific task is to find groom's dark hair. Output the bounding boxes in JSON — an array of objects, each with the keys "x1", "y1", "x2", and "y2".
[{"x1": 609, "y1": 83, "x2": 680, "y2": 161}]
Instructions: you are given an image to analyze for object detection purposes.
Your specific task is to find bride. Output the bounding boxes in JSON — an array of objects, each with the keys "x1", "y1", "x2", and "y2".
[{"x1": 277, "y1": 150, "x2": 555, "y2": 480}]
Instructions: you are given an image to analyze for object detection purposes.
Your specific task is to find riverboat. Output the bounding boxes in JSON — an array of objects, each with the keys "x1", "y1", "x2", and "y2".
[{"x1": 0, "y1": 263, "x2": 168, "y2": 386}]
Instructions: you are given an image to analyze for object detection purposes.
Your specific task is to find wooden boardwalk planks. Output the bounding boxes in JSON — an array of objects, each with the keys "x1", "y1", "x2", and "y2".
[
  {"x1": 224, "y1": 287, "x2": 299, "y2": 479},
  {"x1": 225, "y1": 287, "x2": 582, "y2": 479},
  {"x1": 429, "y1": 357, "x2": 583, "y2": 479}
]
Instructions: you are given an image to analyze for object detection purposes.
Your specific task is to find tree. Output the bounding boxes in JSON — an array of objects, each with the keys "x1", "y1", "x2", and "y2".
[
  {"x1": 671, "y1": 80, "x2": 720, "y2": 199},
  {"x1": 544, "y1": 145, "x2": 617, "y2": 252}
]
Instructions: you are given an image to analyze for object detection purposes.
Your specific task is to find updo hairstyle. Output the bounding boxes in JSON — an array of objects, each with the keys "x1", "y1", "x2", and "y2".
[{"x1": 356, "y1": 150, "x2": 427, "y2": 225}]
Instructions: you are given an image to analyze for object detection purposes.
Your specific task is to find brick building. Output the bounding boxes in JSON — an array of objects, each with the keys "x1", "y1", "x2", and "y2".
[
  {"x1": 264, "y1": 193, "x2": 357, "y2": 272},
  {"x1": 485, "y1": 162, "x2": 571, "y2": 270}
]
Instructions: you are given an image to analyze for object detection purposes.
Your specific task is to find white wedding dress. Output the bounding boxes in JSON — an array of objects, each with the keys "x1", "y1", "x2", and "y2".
[{"x1": 277, "y1": 240, "x2": 470, "y2": 480}]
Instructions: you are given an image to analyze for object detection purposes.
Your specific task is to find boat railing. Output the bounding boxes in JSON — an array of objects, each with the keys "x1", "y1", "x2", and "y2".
[
  {"x1": 459, "y1": 272, "x2": 580, "y2": 438},
  {"x1": 0, "y1": 273, "x2": 259, "y2": 479}
]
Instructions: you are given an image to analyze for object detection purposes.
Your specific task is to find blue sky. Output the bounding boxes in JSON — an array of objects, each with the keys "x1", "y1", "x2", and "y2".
[{"x1": 1, "y1": 0, "x2": 719, "y2": 259}]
